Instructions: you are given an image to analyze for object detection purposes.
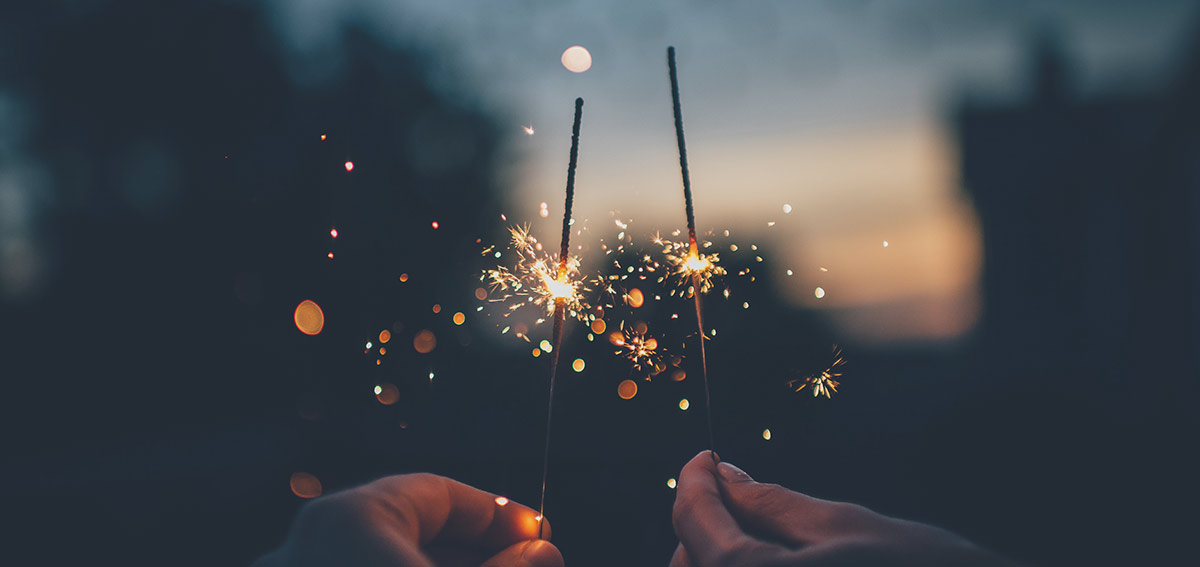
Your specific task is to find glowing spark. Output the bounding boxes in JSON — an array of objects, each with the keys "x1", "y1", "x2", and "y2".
[
  {"x1": 495, "y1": 496, "x2": 509, "y2": 506},
  {"x1": 882, "y1": 240, "x2": 889, "y2": 247},
  {"x1": 523, "y1": 125, "x2": 535, "y2": 135},
  {"x1": 653, "y1": 234, "x2": 726, "y2": 297},
  {"x1": 782, "y1": 203, "x2": 792, "y2": 214},
  {"x1": 679, "y1": 398, "x2": 690, "y2": 410},
  {"x1": 327, "y1": 252, "x2": 334, "y2": 259},
  {"x1": 788, "y1": 347, "x2": 845, "y2": 399},
  {"x1": 483, "y1": 225, "x2": 595, "y2": 323},
  {"x1": 431, "y1": 221, "x2": 439, "y2": 230},
  {"x1": 613, "y1": 326, "x2": 666, "y2": 375},
  {"x1": 344, "y1": 161, "x2": 354, "y2": 172},
  {"x1": 320, "y1": 134, "x2": 327, "y2": 141},
  {"x1": 330, "y1": 228, "x2": 338, "y2": 238},
  {"x1": 814, "y1": 287, "x2": 825, "y2": 299},
  {"x1": 667, "y1": 478, "x2": 677, "y2": 489},
  {"x1": 762, "y1": 428, "x2": 772, "y2": 440}
]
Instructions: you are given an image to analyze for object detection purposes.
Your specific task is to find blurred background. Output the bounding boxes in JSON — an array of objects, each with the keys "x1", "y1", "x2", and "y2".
[{"x1": 2, "y1": 0, "x2": 1197, "y2": 565}]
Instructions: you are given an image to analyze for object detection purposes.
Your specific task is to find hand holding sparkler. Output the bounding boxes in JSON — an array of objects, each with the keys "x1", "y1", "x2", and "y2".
[
  {"x1": 254, "y1": 474, "x2": 562, "y2": 567},
  {"x1": 669, "y1": 452, "x2": 1021, "y2": 567}
]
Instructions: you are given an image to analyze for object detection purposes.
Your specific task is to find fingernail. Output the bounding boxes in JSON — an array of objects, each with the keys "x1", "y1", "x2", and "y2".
[
  {"x1": 717, "y1": 461, "x2": 753, "y2": 483},
  {"x1": 520, "y1": 540, "x2": 563, "y2": 567}
]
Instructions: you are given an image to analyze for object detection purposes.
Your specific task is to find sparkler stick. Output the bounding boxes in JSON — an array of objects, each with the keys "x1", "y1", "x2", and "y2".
[
  {"x1": 667, "y1": 46, "x2": 717, "y2": 458},
  {"x1": 537, "y1": 97, "x2": 584, "y2": 539}
]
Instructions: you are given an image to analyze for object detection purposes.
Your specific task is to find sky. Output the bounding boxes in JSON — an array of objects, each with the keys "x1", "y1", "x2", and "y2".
[{"x1": 271, "y1": 0, "x2": 1198, "y2": 344}]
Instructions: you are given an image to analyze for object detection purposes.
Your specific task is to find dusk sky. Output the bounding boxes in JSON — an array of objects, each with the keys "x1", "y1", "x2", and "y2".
[{"x1": 274, "y1": 0, "x2": 1197, "y2": 343}]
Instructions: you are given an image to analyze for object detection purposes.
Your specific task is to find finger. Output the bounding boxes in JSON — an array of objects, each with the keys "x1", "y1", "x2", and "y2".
[
  {"x1": 668, "y1": 543, "x2": 691, "y2": 567},
  {"x1": 481, "y1": 540, "x2": 565, "y2": 567},
  {"x1": 357, "y1": 473, "x2": 548, "y2": 554},
  {"x1": 715, "y1": 461, "x2": 848, "y2": 545},
  {"x1": 673, "y1": 451, "x2": 790, "y2": 567}
]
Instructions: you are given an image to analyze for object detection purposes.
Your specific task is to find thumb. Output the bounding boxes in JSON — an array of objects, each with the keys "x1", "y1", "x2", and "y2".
[
  {"x1": 481, "y1": 540, "x2": 564, "y2": 567},
  {"x1": 715, "y1": 461, "x2": 840, "y2": 546}
]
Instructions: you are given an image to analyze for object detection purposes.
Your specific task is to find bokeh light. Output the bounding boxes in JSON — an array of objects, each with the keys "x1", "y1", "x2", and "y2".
[
  {"x1": 453, "y1": 312, "x2": 466, "y2": 325},
  {"x1": 679, "y1": 398, "x2": 690, "y2": 410},
  {"x1": 561, "y1": 45, "x2": 592, "y2": 73},
  {"x1": 290, "y1": 472, "x2": 322, "y2": 499},
  {"x1": 590, "y1": 319, "x2": 606, "y2": 334},
  {"x1": 413, "y1": 330, "x2": 437, "y2": 354},
  {"x1": 667, "y1": 478, "x2": 677, "y2": 489},
  {"x1": 379, "y1": 330, "x2": 391, "y2": 343},
  {"x1": 617, "y1": 379, "x2": 638, "y2": 400},
  {"x1": 572, "y1": 358, "x2": 585, "y2": 372},
  {"x1": 626, "y1": 288, "x2": 644, "y2": 308},
  {"x1": 495, "y1": 496, "x2": 509, "y2": 507},
  {"x1": 814, "y1": 287, "x2": 826, "y2": 299},
  {"x1": 375, "y1": 382, "x2": 399, "y2": 405},
  {"x1": 293, "y1": 300, "x2": 324, "y2": 335},
  {"x1": 344, "y1": 161, "x2": 354, "y2": 172},
  {"x1": 762, "y1": 428, "x2": 772, "y2": 440}
]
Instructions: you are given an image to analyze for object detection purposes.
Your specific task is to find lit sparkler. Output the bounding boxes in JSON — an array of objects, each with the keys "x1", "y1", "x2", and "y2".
[
  {"x1": 484, "y1": 224, "x2": 591, "y2": 322},
  {"x1": 536, "y1": 97, "x2": 585, "y2": 540},
  {"x1": 653, "y1": 233, "x2": 726, "y2": 297},
  {"x1": 788, "y1": 346, "x2": 845, "y2": 399},
  {"x1": 667, "y1": 46, "x2": 718, "y2": 455}
]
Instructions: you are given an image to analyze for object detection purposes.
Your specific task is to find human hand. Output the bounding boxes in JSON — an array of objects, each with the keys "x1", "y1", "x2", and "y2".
[
  {"x1": 670, "y1": 451, "x2": 1019, "y2": 567},
  {"x1": 255, "y1": 473, "x2": 563, "y2": 567}
]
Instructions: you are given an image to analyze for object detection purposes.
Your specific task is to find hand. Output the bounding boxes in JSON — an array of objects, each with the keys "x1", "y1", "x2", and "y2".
[
  {"x1": 255, "y1": 473, "x2": 563, "y2": 567},
  {"x1": 670, "y1": 451, "x2": 1019, "y2": 567}
]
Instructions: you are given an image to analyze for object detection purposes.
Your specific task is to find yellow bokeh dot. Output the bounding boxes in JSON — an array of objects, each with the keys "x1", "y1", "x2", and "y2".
[
  {"x1": 413, "y1": 330, "x2": 437, "y2": 354},
  {"x1": 453, "y1": 312, "x2": 466, "y2": 325},
  {"x1": 532, "y1": 348, "x2": 542, "y2": 358},
  {"x1": 679, "y1": 398, "x2": 690, "y2": 411},
  {"x1": 617, "y1": 379, "x2": 638, "y2": 400},
  {"x1": 539, "y1": 339, "x2": 552, "y2": 352},
  {"x1": 379, "y1": 347, "x2": 386, "y2": 355},
  {"x1": 293, "y1": 300, "x2": 324, "y2": 335},
  {"x1": 762, "y1": 429, "x2": 772, "y2": 441},
  {"x1": 591, "y1": 319, "x2": 606, "y2": 334},
  {"x1": 379, "y1": 329, "x2": 391, "y2": 343},
  {"x1": 572, "y1": 358, "x2": 585, "y2": 372},
  {"x1": 290, "y1": 472, "x2": 323, "y2": 499},
  {"x1": 667, "y1": 478, "x2": 677, "y2": 489},
  {"x1": 399, "y1": 273, "x2": 410, "y2": 282}
]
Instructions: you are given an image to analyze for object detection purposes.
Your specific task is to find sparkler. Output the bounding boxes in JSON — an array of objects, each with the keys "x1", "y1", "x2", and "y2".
[
  {"x1": 537, "y1": 97, "x2": 584, "y2": 539},
  {"x1": 788, "y1": 346, "x2": 845, "y2": 399},
  {"x1": 667, "y1": 46, "x2": 719, "y2": 455},
  {"x1": 484, "y1": 224, "x2": 592, "y2": 324}
]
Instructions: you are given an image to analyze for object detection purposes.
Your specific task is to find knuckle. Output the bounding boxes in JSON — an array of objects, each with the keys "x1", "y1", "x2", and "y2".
[{"x1": 711, "y1": 537, "x2": 758, "y2": 567}]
